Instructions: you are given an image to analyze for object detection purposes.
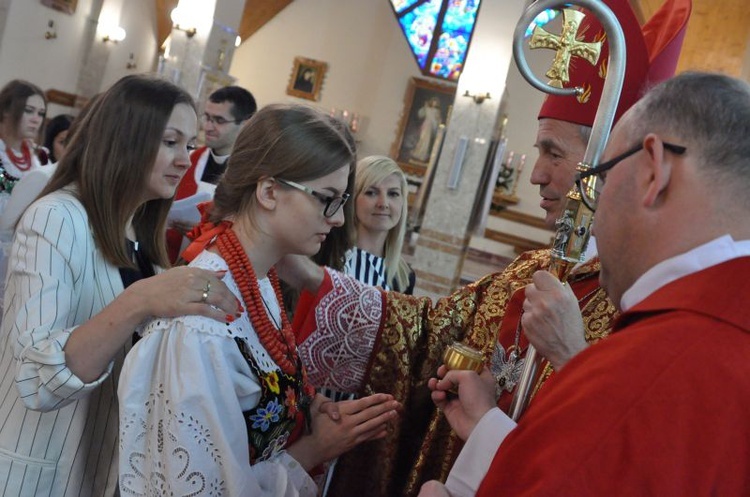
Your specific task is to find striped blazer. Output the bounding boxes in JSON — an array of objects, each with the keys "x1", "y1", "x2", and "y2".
[{"x1": 0, "y1": 188, "x2": 126, "y2": 497}]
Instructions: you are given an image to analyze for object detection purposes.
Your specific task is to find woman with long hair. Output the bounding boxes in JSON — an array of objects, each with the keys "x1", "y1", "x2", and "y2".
[
  {"x1": 0, "y1": 74, "x2": 238, "y2": 497},
  {"x1": 44, "y1": 113, "x2": 74, "y2": 164},
  {"x1": 0, "y1": 79, "x2": 49, "y2": 182}
]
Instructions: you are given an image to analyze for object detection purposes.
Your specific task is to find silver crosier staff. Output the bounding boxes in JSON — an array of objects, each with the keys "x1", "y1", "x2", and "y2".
[{"x1": 507, "y1": 0, "x2": 627, "y2": 421}]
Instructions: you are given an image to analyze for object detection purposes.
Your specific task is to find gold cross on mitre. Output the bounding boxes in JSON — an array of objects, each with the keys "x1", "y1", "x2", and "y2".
[{"x1": 529, "y1": 9, "x2": 603, "y2": 88}]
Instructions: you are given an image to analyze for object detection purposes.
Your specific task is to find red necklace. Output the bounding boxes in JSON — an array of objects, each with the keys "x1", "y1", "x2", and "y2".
[
  {"x1": 216, "y1": 228, "x2": 299, "y2": 375},
  {"x1": 4, "y1": 140, "x2": 32, "y2": 172}
]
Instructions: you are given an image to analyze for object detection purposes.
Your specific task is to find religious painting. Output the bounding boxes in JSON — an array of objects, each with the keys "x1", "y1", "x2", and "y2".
[
  {"x1": 41, "y1": 0, "x2": 77, "y2": 15},
  {"x1": 286, "y1": 57, "x2": 328, "y2": 101},
  {"x1": 391, "y1": 77, "x2": 456, "y2": 173}
]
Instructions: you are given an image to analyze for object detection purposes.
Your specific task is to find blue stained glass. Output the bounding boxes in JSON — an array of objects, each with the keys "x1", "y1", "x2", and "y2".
[
  {"x1": 392, "y1": 0, "x2": 481, "y2": 81},
  {"x1": 390, "y1": 0, "x2": 425, "y2": 14},
  {"x1": 398, "y1": 0, "x2": 443, "y2": 70},
  {"x1": 429, "y1": 0, "x2": 480, "y2": 80},
  {"x1": 525, "y1": 9, "x2": 560, "y2": 37}
]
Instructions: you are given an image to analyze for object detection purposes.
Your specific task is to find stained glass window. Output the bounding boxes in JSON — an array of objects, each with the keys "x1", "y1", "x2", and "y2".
[
  {"x1": 390, "y1": 0, "x2": 481, "y2": 82},
  {"x1": 525, "y1": 9, "x2": 560, "y2": 37}
]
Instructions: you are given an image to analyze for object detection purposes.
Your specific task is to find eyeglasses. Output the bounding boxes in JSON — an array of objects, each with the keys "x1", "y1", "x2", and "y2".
[
  {"x1": 201, "y1": 113, "x2": 243, "y2": 126},
  {"x1": 576, "y1": 141, "x2": 686, "y2": 211},
  {"x1": 275, "y1": 178, "x2": 350, "y2": 218}
]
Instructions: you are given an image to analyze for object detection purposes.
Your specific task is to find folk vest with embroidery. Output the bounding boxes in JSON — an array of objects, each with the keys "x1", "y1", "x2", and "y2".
[{"x1": 234, "y1": 337, "x2": 311, "y2": 464}]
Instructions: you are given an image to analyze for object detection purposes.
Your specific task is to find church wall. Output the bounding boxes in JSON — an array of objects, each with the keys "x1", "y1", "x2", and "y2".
[
  {"x1": 0, "y1": 0, "x2": 158, "y2": 118},
  {"x1": 99, "y1": 0, "x2": 159, "y2": 92},
  {"x1": 229, "y1": 0, "x2": 424, "y2": 160},
  {"x1": 0, "y1": 0, "x2": 96, "y2": 99}
]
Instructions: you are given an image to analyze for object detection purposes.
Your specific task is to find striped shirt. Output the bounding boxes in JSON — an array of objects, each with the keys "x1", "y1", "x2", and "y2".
[
  {"x1": 343, "y1": 247, "x2": 415, "y2": 295},
  {"x1": 344, "y1": 247, "x2": 391, "y2": 290},
  {"x1": 0, "y1": 189, "x2": 125, "y2": 497}
]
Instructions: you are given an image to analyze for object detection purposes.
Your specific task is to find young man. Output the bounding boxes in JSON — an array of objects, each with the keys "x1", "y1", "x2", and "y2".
[
  {"x1": 166, "y1": 85, "x2": 257, "y2": 262},
  {"x1": 423, "y1": 71, "x2": 750, "y2": 497}
]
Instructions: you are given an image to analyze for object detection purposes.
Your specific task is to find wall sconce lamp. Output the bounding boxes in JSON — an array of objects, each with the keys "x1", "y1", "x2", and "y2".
[
  {"x1": 45, "y1": 20, "x2": 57, "y2": 40},
  {"x1": 126, "y1": 53, "x2": 138, "y2": 70},
  {"x1": 102, "y1": 26, "x2": 126, "y2": 43},
  {"x1": 463, "y1": 90, "x2": 491, "y2": 104},
  {"x1": 171, "y1": 7, "x2": 197, "y2": 38}
]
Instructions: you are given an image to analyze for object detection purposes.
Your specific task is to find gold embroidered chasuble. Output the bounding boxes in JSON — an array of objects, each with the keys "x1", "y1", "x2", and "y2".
[{"x1": 318, "y1": 249, "x2": 617, "y2": 497}]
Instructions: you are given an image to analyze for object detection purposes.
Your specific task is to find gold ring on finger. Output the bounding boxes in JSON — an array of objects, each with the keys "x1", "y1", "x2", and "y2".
[{"x1": 201, "y1": 291, "x2": 209, "y2": 303}]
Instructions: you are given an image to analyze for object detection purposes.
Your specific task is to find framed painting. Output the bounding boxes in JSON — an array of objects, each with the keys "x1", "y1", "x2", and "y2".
[
  {"x1": 41, "y1": 0, "x2": 77, "y2": 15},
  {"x1": 390, "y1": 77, "x2": 456, "y2": 172},
  {"x1": 286, "y1": 56, "x2": 328, "y2": 101}
]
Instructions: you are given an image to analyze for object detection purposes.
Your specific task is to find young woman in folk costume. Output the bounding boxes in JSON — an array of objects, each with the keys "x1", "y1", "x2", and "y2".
[
  {"x1": 118, "y1": 103, "x2": 400, "y2": 496},
  {"x1": 0, "y1": 74, "x2": 240, "y2": 497},
  {"x1": 0, "y1": 80, "x2": 51, "y2": 298},
  {"x1": 0, "y1": 80, "x2": 49, "y2": 192}
]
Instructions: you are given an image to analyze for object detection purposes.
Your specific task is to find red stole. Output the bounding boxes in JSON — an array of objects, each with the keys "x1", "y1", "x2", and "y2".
[{"x1": 166, "y1": 146, "x2": 209, "y2": 263}]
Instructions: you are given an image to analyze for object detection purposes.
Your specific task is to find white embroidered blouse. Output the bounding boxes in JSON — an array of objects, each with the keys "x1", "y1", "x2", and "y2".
[{"x1": 118, "y1": 250, "x2": 317, "y2": 497}]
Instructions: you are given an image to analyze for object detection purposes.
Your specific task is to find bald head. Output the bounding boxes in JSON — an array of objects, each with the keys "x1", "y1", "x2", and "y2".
[
  {"x1": 594, "y1": 72, "x2": 750, "y2": 307},
  {"x1": 627, "y1": 72, "x2": 750, "y2": 206}
]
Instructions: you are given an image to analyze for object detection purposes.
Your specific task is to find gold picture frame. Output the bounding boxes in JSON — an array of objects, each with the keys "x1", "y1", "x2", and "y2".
[
  {"x1": 390, "y1": 77, "x2": 456, "y2": 175},
  {"x1": 286, "y1": 56, "x2": 328, "y2": 101},
  {"x1": 41, "y1": 0, "x2": 77, "y2": 15}
]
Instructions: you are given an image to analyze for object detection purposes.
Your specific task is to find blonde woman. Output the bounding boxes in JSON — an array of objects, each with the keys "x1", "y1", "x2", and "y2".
[{"x1": 345, "y1": 155, "x2": 414, "y2": 294}]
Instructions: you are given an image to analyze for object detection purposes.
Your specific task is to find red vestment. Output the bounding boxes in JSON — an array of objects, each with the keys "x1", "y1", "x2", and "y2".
[
  {"x1": 166, "y1": 146, "x2": 210, "y2": 262},
  {"x1": 477, "y1": 257, "x2": 750, "y2": 496},
  {"x1": 295, "y1": 249, "x2": 617, "y2": 496}
]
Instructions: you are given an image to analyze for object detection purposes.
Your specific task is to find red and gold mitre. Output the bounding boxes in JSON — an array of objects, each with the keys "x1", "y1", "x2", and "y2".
[{"x1": 538, "y1": 0, "x2": 692, "y2": 127}]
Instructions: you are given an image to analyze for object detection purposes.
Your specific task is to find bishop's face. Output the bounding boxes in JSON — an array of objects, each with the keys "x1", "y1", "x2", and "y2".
[{"x1": 530, "y1": 119, "x2": 588, "y2": 229}]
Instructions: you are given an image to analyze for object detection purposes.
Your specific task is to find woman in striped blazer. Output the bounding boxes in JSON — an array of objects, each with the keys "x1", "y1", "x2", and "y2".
[{"x1": 0, "y1": 74, "x2": 237, "y2": 497}]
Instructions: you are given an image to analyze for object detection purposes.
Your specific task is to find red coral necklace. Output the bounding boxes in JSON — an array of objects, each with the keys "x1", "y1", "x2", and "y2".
[
  {"x1": 216, "y1": 228, "x2": 299, "y2": 375},
  {"x1": 4, "y1": 140, "x2": 32, "y2": 172}
]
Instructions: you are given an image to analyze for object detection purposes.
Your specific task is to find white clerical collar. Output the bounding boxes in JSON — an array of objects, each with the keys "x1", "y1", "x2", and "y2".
[
  {"x1": 620, "y1": 235, "x2": 750, "y2": 312},
  {"x1": 209, "y1": 149, "x2": 230, "y2": 164}
]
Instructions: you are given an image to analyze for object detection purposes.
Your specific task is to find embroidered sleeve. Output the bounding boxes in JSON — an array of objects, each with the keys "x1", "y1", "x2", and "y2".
[
  {"x1": 8, "y1": 199, "x2": 110, "y2": 411},
  {"x1": 119, "y1": 318, "x2": 317, "y2": 497},
  {"x1": 296, "y1": 268, "x2": 386, "y2": 393}
]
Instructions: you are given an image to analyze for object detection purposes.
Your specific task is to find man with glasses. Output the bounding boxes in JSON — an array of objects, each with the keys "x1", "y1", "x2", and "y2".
[
  {"x1": 421, "y1": 71, "x2": 750, "y2": 497},
  {"x1": 289, "y1": 1, "x2": 691, "y2": 496},
  {"x1": 167, "y1": 85, "x2": 257, "y2": 262}
]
